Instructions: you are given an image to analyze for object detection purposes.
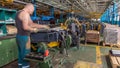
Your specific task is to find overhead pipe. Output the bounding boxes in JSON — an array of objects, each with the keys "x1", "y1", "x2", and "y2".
[{"x1": 108, "y1": 7, "x2": 110, "y2": 23}]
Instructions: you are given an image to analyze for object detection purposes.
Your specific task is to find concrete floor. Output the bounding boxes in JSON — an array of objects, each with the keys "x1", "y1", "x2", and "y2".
[
  {"x1": 61, "y1": 45, "x2": 112, "y2": 68},
  {"x1": 50, "y1": 44, "x2": 119, "y2": 68},
  {"x1": 2, "y1": 44, "x2": 118, "y2": 68}
]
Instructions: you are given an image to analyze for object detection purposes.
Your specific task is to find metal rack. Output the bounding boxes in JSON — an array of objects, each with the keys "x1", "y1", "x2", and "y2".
[{"x1": 100, "y1": 1, "x2": 120, "y2": 26}]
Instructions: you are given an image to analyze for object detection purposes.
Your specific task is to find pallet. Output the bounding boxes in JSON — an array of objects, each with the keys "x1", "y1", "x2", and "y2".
[
  {"x1": 103, "y1": 42, "x2": 120, "y2": 48},
  {"x1": 109, "y1": 54, "x2": 120, "y2": 68}
]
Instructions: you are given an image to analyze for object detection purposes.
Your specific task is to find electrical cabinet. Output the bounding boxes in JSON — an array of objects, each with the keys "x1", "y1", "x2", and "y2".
[{"x1": 0, "y1": 38, "x2": 18, "y2": 67}]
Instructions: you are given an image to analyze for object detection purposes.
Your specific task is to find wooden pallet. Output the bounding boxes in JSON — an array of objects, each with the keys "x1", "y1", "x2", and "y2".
[
  {"x1": 103, "y1": 42, "x2": 120, "y2": 48},
  {"x1": 109, "y1": 54, "x2": 120, "y2": 68}
]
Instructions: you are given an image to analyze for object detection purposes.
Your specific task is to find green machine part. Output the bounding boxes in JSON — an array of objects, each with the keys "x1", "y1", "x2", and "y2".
[
  {"x1": 37, "y1": 42, "x2": 53, "y2": 68},
  {"x1": 38, "y1": 58, "x2": 53, "y2": 68},
  {"x1": 60, "y1": 34, "x2": 72, "y2": 55},
  {"x1": 66, "y1": 35, "x2": 72, "y2": 49},
  {"x1": 36, "y1": 35, "x2": 72, "y2": 68},
  {"x1": 37, "y1": 42, "x2": 48, "y2": 53}
]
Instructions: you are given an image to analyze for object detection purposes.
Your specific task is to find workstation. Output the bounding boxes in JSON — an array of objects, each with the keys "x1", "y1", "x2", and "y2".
[{"x1": 0, "y1": 0, "x2": 120, "y2": 68}]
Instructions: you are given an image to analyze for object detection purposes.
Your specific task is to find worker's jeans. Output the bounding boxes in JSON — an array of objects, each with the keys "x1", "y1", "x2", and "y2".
[{"x1": 16, "y1": 34, "x2": 30, "y2": 68}]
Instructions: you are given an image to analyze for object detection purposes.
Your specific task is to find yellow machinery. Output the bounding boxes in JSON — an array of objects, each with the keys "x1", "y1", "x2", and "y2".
[
  {"x1": 97, "y1": 23, "x2": 102, "y2": 31},
  {"x1": 46, "y1": 18, "x2": 81, "y2": 49},
  {"x1": 47, "y1": 18, "x2": 81, "y2": 49},
  {"x1": 47, "y1": 41, "x2": 60, "y2": 48},
  {"x1": 46, "y1": 17, "x2": 82, "y2": 49},
  {"x1": 0, "y1": 0, "x2": 13, "y2": 6},
  {"x1": 62, "y1": 17, "x2": 82, "y2": 49},
  {"x1": 64, "y1": 17, "x2": 81, "y2": 28},
  {"x1": 0, "y1": 0, "x2": 13, "y2": 3}
]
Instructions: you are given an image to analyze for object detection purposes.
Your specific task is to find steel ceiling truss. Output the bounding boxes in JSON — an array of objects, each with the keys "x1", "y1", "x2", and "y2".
[{"x1": 0, "y1": 0, "x2": 112, "y2": 18}]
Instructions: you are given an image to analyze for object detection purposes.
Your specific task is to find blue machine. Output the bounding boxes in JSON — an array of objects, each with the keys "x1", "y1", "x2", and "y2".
[
  {"x1": 31, "y1": 0, "x2": 54, "y2": 22},
  {"x1": 41, "y1": 15, "x2": 54, "y2": 21}
]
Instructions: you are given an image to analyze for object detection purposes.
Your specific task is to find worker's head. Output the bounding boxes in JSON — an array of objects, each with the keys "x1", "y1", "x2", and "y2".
[{"x1": 24, "y1": 3, "x2": 34, "y2": 15}]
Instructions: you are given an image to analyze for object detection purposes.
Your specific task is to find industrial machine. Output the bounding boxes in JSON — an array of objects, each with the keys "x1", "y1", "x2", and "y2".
[
  {"x1": 30, "y1": 27, "x2": 72, "y2": 54},
  {"x1": 24, "y1": 27, "x2": 72, "y2": 68},
  {"x1": 24, "y1": 1, "x2": 83, "y2": 67},
  {"x1": 64, "y1": 17, "x2": 82, "y2": 49}
]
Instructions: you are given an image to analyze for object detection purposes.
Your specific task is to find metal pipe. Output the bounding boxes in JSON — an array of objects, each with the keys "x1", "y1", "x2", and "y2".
[{"x1": 13, "y1": 0, "x2": 27, "y2": 5}]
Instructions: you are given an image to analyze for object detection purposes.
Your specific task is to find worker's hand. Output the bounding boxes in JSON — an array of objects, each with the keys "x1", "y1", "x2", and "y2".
[
  {"x1": 33, "y1": 28, "x2": 39, "y2": 33},
  {"x1": 42, "y1": 25, "x2": 50, "y2": 29}
]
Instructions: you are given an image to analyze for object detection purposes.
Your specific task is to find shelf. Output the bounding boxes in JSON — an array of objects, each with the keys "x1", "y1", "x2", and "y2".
[
  {"x1": 0, "y1": 8, "x2": 16, "y2": 21},
  {"x1": 0, "y1": 21, "x2": 15, "y2": 24},
  {"x1": 0, "y1": 8, "x2": 16, "y2": 12},
  {"x1": 5, "y1": 22, "x2": 15, "y2": 24},
  {"x1": 0, "y1": 34, "x2": 7, "y2": 37},
  {"x1": 0, "y1": 21, "x2": 5, "y2": 24}
]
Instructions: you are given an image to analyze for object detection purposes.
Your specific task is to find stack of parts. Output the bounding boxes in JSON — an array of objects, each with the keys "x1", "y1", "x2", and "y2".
[
  {"x1": 86, "y1": 30, "x2": 100, "y2": 43},
  {"x1": 103, "y1": 24, "x2": 120, "y2": 46},
  {"x1": 110, "y1": 50, "x2": 120, "y2": 56},
  {"x1": 6, "y1": 25, "x2": 17, "y2": 35}
]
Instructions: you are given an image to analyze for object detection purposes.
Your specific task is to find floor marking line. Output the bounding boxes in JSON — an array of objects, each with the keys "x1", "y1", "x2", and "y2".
[{"x1": 96, "y1": 46, "x2": 102, "y2": 64}]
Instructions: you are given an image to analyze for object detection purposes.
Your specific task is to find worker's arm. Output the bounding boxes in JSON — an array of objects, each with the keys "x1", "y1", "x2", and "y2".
[
  {"x1": 20, "y1": 13, "x2": 35, "y2": 32},
  {"x1": 28, "y1": 16, "x2": 49, "y2": 29}
]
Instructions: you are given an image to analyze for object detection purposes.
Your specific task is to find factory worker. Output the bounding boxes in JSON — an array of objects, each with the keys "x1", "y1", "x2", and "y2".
[{"x1": 15, "y1": 3, "x2": 49, "y2": 68}]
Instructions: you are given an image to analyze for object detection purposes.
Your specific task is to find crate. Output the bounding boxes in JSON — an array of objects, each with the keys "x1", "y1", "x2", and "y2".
[{"x1": 85, "y1": 30, "x2": 100, "y2": 45}]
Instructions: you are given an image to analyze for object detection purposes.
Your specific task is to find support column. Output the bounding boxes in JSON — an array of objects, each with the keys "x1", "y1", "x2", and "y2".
[
  {"x1": 60, "y1": 13, "x2": 63, "y2": 20},
  {"x1": 33, "y1": 4, "x2": 37, "y2": 17},
  {"x1": 50, "y1": 6, "x2": 54, "y2": 17},
  {"x1": 112, "y1": 2, "x2": 115, "y2": 24},
  {"x1": 67, "y1": 12, "x2": 71, "y2": 18}
]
